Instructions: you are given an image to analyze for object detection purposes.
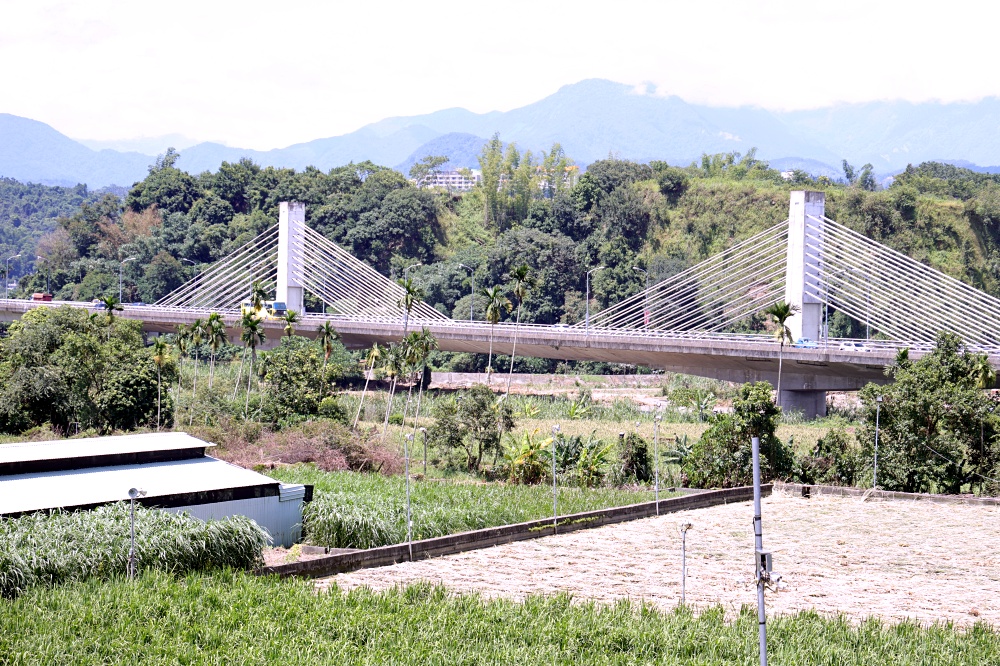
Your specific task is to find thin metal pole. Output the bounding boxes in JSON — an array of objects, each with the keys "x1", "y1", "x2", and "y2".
[
  {"x1": 405, "y1": 433, "x2": 413, "y2": 561},
  {"x1": 874, "y1": 401, "x2": 881, "y2": 489},
  {"x1": 681, "y1": 529, "x2": 687, "y2": 604},
  {"x1": 421, "y1": 428, "x2": 427, "y2": 477},
  {"x1": 551, "y1": 424, "x2": 560, "y2": 532},
  {"x1": 129, "y1": 497, "x2": 136, "y2": 579},
  {"x1": 653, "y1": 416, "x2": 660, "y2": 514},
  {"x1": 751, "y1": 435, "x2": 768, "y2": 666}
]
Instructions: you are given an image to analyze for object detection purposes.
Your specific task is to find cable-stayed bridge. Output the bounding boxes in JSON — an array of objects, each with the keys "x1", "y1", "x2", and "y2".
[{"x1": 1, "y1": 194, "x2": 997, "y2": 417}]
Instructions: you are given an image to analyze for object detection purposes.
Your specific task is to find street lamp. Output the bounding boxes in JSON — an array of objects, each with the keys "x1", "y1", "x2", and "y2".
[
  {"x1": 36, "y1": 256, "x2": 49, "y2": 294},
  {"x1": 119, "y1": 257, "x2": 137, "y2": 303},
  {"x1": 5, "y1": 254, "x2": 20, "y2": 299},
  {"x1": 585, "y1": 266, "x2": 606, "y2": 334},
  {"x1": 874, "y1": 395, "x2": 883, "y2": 489},
  {"x1": 632, "y1": 266, "x2": 649, "y2": 328},
  {"x1": 127, "y1": 487, "x2": 147, "y2": 578},
  {"x1": 458, "y1": 263, "x2": 475, "y2": 321}
]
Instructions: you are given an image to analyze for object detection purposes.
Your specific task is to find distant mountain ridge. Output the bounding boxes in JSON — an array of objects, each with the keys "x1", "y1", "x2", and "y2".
[{"x1": 4, "y1": 79, "x2": 1000, "y2": 187}]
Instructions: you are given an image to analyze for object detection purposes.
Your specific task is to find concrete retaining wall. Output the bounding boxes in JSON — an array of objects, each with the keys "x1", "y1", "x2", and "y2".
[
  {"x1": 775, "y1": 481, "x2": 1000, "y2": 506},
  {"x1": 257, "y1": 484, "x2": 767, "y2": 579}
]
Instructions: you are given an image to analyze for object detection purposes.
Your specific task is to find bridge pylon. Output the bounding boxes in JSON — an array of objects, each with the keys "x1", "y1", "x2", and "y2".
[
  {"x1": 277, "y1": 202, "x2": 306, "y2": 314},
  {"x1": 785, "y1": 190, "x2": 825, "y2": 343}
]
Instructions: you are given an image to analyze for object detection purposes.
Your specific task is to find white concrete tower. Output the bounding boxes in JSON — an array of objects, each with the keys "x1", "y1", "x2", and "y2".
[
  {"x1": 785, "y1": 191, "x2": 825, "y2": 343},
  {"x1": 277, "y1": 201, "x2": 306, "y2": 314}
]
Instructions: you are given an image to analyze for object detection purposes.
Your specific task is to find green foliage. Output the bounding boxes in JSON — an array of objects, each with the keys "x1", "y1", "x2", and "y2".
[
  {"x1": 0, "y1": 306, "x2": 175, "y2": 433},
  {"x1": 317, "y1": 396, "x2": 349, "y2": 424},
  {"x1": 258, "y1": 337, "x2": 323, "y2": 423},
  {"x1": 856, "y1": 333, "x2": 1000, "y2": 494},
  {"x1": 3, "y1": 572, "x2": 1000, "y2": 665},
  {"x1": 619, "y1": 433, "x2": 653, "y2": 483},
  {"x1": 794, "y1": 426, "x2": 860, "y2": 486},
  {"x1": 273, "y1": 466, "x2": 657, "y2": 549},
  {"x1": 683, "y1": 382, "x2": 793, "y2": 488},
  {"x1": 0, "y1": 503, "x2": 267, "y2": 598},
  {"x1": 426, "y1": 384, "x2": 516, "y2": 472},
  {"x1": 502, "y1": 430, "x2": 551, "y2": 485}
]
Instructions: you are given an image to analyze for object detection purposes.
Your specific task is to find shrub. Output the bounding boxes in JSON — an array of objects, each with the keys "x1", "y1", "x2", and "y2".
[
  {"x1": 795, "y1": 427, "x2": 860, "y2": 486},
  {"x1": 427, "y1": 384, "x2": 516, "y2": 473},
  {"x1": 619, "y1": 433, "x2": 653, "y2": 483},
  {"x1": 683, "y1": 382, "x2": 793, "y2": 488},
  {"x1": 317, "y1": 396, "x2": 349, "y2": 424}
]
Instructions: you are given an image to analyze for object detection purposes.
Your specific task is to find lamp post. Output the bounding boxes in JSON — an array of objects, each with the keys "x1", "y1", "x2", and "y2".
[
  {"x1": 405, "y1": 433, "x2": 414, "y2": 561},
  {"x1": 5, "y1": 254, "x2": 20, "y2": 299},
  {"x1": 585, "y1": 266, "x2": 606, "y2": 334},
  {"x1": 458, "y1": 263, "x2": 475, "y2": 321},
  {"x1": 551, "y1": 423, "x2": 560, "y2": 532},
  {"x1": 36, "y1": 256, "x2": 49, "y2": 294},
  {"x1": 119, "y1": 257, "x2": 137, "y2": 303},
  {"x1": 127, "y1": 487, "x2": 147, "y2": 578},
  {"x1": 632, "y1": 266, "x2": 649, "y2": 328},
  {"x1": 874, "y1": 395, "x2": 882, "y2": 489}
]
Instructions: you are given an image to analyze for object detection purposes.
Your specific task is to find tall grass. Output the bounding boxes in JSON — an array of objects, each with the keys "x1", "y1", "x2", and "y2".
[
  {"x1": 1, "y1": 571, "x2": 996, "y2": 665},
  {"x1": 0, "y1": 503, "x2": 269, "y2": 598},
  {"x1": 270, "y1": 466, "x2": 664, "y2": 549}
]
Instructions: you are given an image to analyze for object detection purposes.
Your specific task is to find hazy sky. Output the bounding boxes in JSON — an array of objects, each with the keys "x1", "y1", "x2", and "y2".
[{"x1": 1, "y1": 0, "x2": 994, "y2": 150}]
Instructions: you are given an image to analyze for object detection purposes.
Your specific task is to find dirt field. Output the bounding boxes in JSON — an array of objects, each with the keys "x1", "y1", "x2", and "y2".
[{"x1": 318, "y1": 491, "x2": 1000, "y2": 626}]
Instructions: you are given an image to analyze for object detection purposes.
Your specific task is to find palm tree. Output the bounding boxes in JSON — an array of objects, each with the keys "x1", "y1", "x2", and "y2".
[
  {"x1": 971, "y1": 354, "x2": 997, "y2": 389},
  {"x1": 240, "y1": 314, "x2": 266, "y2": 414},
  {"x1": 189, "y1": 318, "x2": 206, "y2": 399},
  {"x1": 380, "y1": 341, "x2": 410, "y2": 439},
  {"x1": 408, "y1": 328, "x2": 439, "y2": 432},
  {"x1": 174, "y1": 324, "x2": 190, "y2": 418},
  {"x1": 397, "y1": 277, "x2": 423, "y2": 335},
  {"x1": 353, "y1": 343, "x2": 383, "y2": 429},
  {"x1": 316, "y1": 321, "x2": 339, "y2": 398},
  {"x1": 206, "y1": 312, "x2": 226, "y2": 388},
  {"x1": 481, "y1": 285, "x2": 512, "y2": 386},
  {"x1": 233, "y1": 311, "x2": 256, "y2": 400},
  {"x1": 506, "y1": 264, "x2": 536, "y2": 396},
  {"x1": 249, "y1": 280, "x2": 268, "y2": 311},
  {"x1": 99, "y1": 295, "x2": 123, "y2": 339},
  {"x1": 764, "y1": 300, "x2": 800, "y2": 404},
  {"x1": 282, "y1": 310, "x2": 300, "y2": 338},
  {"x1": 151, "y1": 337, "x2": 171, "y2": 430}
]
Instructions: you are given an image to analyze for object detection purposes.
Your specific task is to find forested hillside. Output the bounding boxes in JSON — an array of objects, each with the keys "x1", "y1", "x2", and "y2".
[{"x1": 5, "y1": 142, "x2": 1000, "y2": 371}]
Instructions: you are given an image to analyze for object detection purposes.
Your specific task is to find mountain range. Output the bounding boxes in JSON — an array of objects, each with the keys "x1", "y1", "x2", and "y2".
[{"x1": 4, "y1": 79, "x2": 1000, "y2": 188}]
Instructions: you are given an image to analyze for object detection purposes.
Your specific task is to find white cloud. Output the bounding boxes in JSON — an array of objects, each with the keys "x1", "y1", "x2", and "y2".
[{"x1": 0, "y1": 0, "x2": 996, "y2": 150}]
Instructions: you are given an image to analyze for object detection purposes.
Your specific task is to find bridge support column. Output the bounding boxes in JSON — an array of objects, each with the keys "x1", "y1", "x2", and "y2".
[
  {"x1": 785, "y1": 191, "x2": 825, "y2": 343},
  {"x1": 779, "y1": 389, "x2": 827, "y2": 419},
  {"x1": 277, "y1": 202, "x2": 306, "y2": 315}
]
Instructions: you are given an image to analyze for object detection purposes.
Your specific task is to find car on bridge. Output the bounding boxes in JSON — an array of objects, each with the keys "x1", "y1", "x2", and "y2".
[
  {"x1": 793, "y1": 337, "x2": 817, "y2": 348},
  {"x1": 838, "y1": 340, "x2": 870, "y2": 353}
]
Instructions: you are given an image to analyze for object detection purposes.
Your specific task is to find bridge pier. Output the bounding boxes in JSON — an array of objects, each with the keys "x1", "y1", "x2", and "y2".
[
  {"x1": 778, "y1": 389, "x2": 827, "y2": 419},
  {"x1": 277, "y1": 202, "x2": 306, "y2": 315},
  {"x1": 786, "y1": 191, "x2": 825, "y2": 343}
]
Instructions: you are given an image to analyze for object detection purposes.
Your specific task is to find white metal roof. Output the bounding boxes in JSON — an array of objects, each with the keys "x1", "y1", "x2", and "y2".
[
  {"x1": 0, "y1": 432, "x2": 213, "y2": 466},
  {"x1": 0, "y1": 457, "x2": 276, "y2": 515}
]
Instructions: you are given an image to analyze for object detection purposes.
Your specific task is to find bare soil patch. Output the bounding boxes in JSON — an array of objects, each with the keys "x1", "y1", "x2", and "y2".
[{"x1": 318, "y1": 491, "x2": 1000, "y2": 626}]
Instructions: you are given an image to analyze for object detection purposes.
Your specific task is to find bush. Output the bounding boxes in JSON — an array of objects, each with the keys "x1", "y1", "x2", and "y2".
[
  {"x1": 317, "y1": 397, "x2": 349, "y2": 424},
  {"x1": 683, "y1": 382, "x2": 793, "y2": 488},
  {"x1": 794, "y1": 427, "x2": 860, "y2": 486},
  {"x1": 620, "y1": 433, "x2": 653, "y2": 483},
  {"x1": 0, "y1": 503, "x2": 268, "y2": 598},
  {"x1": 427, "y1": 384, "x2": 516, "y2": 473}
]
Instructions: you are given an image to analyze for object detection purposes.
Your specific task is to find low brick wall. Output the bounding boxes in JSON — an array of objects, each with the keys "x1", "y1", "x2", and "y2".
[
  {"x1": 257, "y1": 484, "x2": 767, "y2": 579},
  {"x1": 775, "y1": 481, "x2": 1000, "y2": 506}
]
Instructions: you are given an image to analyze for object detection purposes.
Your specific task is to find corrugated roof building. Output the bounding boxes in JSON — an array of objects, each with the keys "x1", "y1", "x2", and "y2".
[{"x1": 0, "y1": 432, "x2": 307, "y2": 547}]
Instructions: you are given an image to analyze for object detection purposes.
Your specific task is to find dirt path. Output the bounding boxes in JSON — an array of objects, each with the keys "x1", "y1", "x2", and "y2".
[{"x1": 318, "y1": 491, "x2": 1000, "y2": 626}]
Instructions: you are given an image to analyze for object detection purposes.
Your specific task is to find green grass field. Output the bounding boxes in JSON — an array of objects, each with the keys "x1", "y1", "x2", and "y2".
[
  {"x1": 270, "y1": 466, "x2": 670, "y2": 549},
  {"x1": 2, "y1": 571, "x2": 996, "y2": 665}
]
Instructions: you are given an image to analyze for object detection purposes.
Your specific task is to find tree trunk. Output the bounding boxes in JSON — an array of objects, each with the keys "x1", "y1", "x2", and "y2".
[
  {"x1": 245, "y1": 350, "x2": 255, "y2": 415},
  {"x1": 156, "y1": 367, "x2": 161, "y2": 431},
  {"x1": 209, "y1": 353, "x2": 216, "y2": 389},
  {"x1": 506, "y1": 303, "x2": 522, "y2": 396},
  {"x1": 487, "y1": 325, "x2": 495, "y2": 386},
  {"x1": 353, "y1": 357, "x2": 375, "y2": 429},
  {"x1": 776, "y1": 342, "x2": 784, "y2": 406},
  {"x1": 381, "y1": 377, "x2": 398, "y2": 440},
  {"x1": 233, "y1": 347, "x2": 247, "y2": 400},
  {"x1": 321, "y1": 354, "x2": 329, "y2": 399}
]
